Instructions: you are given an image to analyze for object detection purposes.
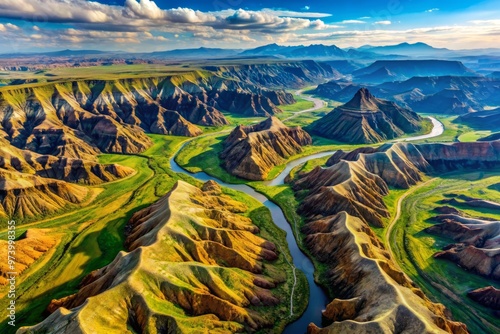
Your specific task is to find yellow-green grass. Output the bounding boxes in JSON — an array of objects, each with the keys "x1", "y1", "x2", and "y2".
[
  {"x1": 0, "y1": 132, "x2": 303, "y2": 332},
  {"x1": 278, "y1": 97, "x2": 315, "y2": 114},
  {"x1": 282, "y1": 107, "x2": 331, "y2": 128},
  {"x1": 458, "y1": 130, "x2": 492, "y2": 142},
  {"x1": 0, "y1": 135, "x2": 184, "y2": 330},
  {"x1": 390, "y1": 170, "x2": 500, "y2": 334},
  {"x1": 175, "y1": 130, "x2": 368, "y2": 184},
  {"x1": 0, "y1": 64, "x2": 202, "y2": 87}
]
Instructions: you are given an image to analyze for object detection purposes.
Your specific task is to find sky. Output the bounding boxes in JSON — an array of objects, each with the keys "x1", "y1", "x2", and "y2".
[{"x1": 0, "y1": 0, "x2": 499, "y2": 53}]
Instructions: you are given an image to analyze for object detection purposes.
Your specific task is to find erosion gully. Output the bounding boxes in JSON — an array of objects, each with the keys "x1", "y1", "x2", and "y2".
[{"x1": 170, "y1": 90, "x2": 444, "y2": 333}]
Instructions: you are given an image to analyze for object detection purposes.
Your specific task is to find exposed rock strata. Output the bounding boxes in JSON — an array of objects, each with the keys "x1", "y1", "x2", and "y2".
[
  {"x1": 18, "y1": 181, "x2": 288, "y2": 333},
  {"x1": 295, "y1": 141, "x2": 500, "y2": 227},
  {"x1": 468, "y1": 286, "x2": 500, "y2": 314},
  {"x1": 293, "y1": 141, "x2": 500, "y2": 332},
  {"x1": 0, "y1": 170, "x2": 89, "y2": 219},
  {"x1": 0, "y1": 229, "x2": 58, "y2": 285},
  {"x1": 220, "y1": 117, "x2": 312, "y2": 180},
  {"x1": 310, "y1": 88, "x2": 424, "y2": 144},
  {"x1": 303, "y1": 212, "x2": 468, "y2": 334}
]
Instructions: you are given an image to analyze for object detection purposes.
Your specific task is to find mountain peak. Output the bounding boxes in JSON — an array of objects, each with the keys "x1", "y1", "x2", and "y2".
[{"x1": 344, "y1": 88, "x2": 379, "y2": 111}]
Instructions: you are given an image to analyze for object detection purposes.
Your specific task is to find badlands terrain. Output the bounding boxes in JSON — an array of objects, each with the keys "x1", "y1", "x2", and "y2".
[{"x1": 0, "y1": 44, "x2": 499, "y2": 334}]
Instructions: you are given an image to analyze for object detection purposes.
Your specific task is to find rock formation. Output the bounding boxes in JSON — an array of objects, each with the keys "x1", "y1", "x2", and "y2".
[
  {"x1": 456, "y1": 108, "x2": 500, "y2": 130},
  {"x1": 310, "y1": 88, "x2": 424, "y2": 143},
  {"x1": 18, "y1": 181, "x2": 290, "y2": 333},
  {"x1": 292, "y1": 141, "x2": 500, "y2": 332},
  {"x1": 425, "y1": 198, "x2": 500, "y2": 281},
  {"x1": 410, "y1": 89, "x2": 478, "y2": 114},
  {"x1": 303, "y1": 212, "x2": 468, "y2": 334},
  {"x1": 0, "y1": 72, "x2": 302, "y2": 162},
  {"x1": 468, "y1": 287, "x2": 500, "y2": 315},
  {"x1": 295, "y1": 141, "x2": 500, "y2": 227},
  {"x1": 0, "y1": 229, "x2": 58, "y2": 285},
  {"x1": 0, "y1": 169, "x2": 89, "y2": 219},
  {"x1": 0, "y1": 136, "x2": 133, "y2": 218},
  {"x1": 220, "y1": 117, "x2": 312, "y2": 180}
]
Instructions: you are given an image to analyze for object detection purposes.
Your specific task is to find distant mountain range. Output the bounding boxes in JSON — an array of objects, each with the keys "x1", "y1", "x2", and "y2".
[
  {"x1": 352, "y1": 59, "x2": 477, "y2": 82},
  {"x1": 2, "y1": 42, "x2": 500, "y2": 61},
  {"x1": 357, "y1": 42, "x2": 450, "y2": 56},
  {"x1": 240, "y1": 43, "x2": 382, "y2": 60}
]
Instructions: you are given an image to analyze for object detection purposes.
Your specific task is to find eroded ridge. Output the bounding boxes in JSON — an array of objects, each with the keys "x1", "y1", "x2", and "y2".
[{"x1": 18, "y1": 181, "x2": 290, "y2": 333}]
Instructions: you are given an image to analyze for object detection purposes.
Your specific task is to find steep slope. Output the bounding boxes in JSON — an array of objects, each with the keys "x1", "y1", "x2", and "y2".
[
  {"x1": 356, "y1": 66, "x2": 398, "y2": 83},
  {"x1": 425, "y1": 199, "x2": 500, "y2": 280},
  {"x1": 310, "y1": 88, "x2": 424, "y2": 143},
  {"x1": 220, "y1": 117, "x2": 312, "y2": 180},
  {"x1": 206, "y1": 60, "x2": 340, "y2": 89},
  {"x1": 0, "y1": 229, "x2": 59, "y2": 285},
  {"x1": 410, "y1": 89, "x2": 479, "y2": 114},
  {"x1": 19, "y1": 181, "x2": 291, "y2": 333},
  {"x1": 0, "y1": 136, "x2": 133, "y2": 218},
  {"x1": 0, "y1": 71, "x2": 304, "y2": 161},
  {"x1": 0, "y1": 137, "x2": 134, "y2": 185},
  {"x1": 0, "y1": 170, "x2": 89, "y2": 219},
  {"x1": 353, "y1": 60, "x2": 476, "y2": 81},
  {"x1": 303, "y1": 212, "x2": 467, "y2": 334},
  {"x1": 291, "y1": 141, "x2": 500, "y2": 333},
  {"x1": 294, "y1": 141, "x2": 500, "y2": 227},
  {"x1": 456, "y1": 108, "x2": 500, "y2": 130},
  {"x1": 468, "y1": 287, "x2": 500, "y2": 314}
]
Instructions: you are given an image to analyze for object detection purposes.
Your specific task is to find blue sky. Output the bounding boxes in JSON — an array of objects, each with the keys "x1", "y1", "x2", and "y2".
[{"x1": 0, "y1": 0, "x2": 499, "y2": 52}]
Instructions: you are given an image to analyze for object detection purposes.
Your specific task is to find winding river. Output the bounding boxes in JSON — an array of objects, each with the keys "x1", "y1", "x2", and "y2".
[{"x1": 170, "y1": 94, "x2": 445, "y2": 333}]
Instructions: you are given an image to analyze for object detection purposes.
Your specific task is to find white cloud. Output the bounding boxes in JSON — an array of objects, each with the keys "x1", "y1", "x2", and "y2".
[
  {"x1": 260, "y1": 8, "x2": 331, "y2": 18},
  {"x1": 0, "y1": 0, "x2": 118, "y2": 23},
  {"x1": 469, "y1": 19, "x2": 500, "y2": 25},
  {"x1": 425, "y1": 8, "x2": 440, "y2": 13},
  {"x1": 374, "y1": 20, "x2": 391, "y2": 25},
  {"x1": 0, "y1": 22, "x2": 19, "y2": 32},
  {"x1": 302, "y1": 6, "x2": 310, "y2": 11},
  {"x1": 338, "y1": 20, "x2": 365, "y2": 24}
]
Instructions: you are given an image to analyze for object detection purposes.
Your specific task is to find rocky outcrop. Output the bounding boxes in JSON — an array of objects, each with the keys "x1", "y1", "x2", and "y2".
[
  {"x1": 410, "y1": 89, "x2": 478, "y2": 114},
  {"x1": 205, "y1": 60, "x2": 340, "y2": 89},
  {"x1": 0, "y1": 137, "x2": 134, "y2": 185},
  {"x1": 302, "y1": 212, "x2": 468, "y2": 334},
  {"x1": 295, "y1": 141, "x2": 500, "y2": 227},
  {"x1": 292, "y1": 141, "x2": 500, "y2": 332},
  {"x1": 294, "y1": 160, "x2": 390, "y2": 227},
  {"x1": 456, "y1": 108, "x2": 500, "y2": 130},
  {"x1": 425, "y1": 198, "x2": 500, "y2": 281},
  {"x1": 18, "y1": 181, "x2": 289, "y2": 333},
  {"x1": 33, "y1": 156, "x2": 134, "y2": 185},
  {"x1": 468, "y1": 287, "x2": 500, "y2": 313},
  {"x1": 0, "y1": 229, "x2": 58, "y2": 285},
  {"x1": 0, "y1": 73, "x2": 301, "y2": 161},
  {"x1": 310, "y1": 88, "x2": 424, "y2": 143},
  {"x1": 0, "y1": 170, "x2": 89, "y2": 219},
  {"x1": 353, "y1": 60, "x2": 476, "y2": 81},
  {"x1": 0, "y1": 137, "x2": 133, "y2": 218},
  {"x1": 220, "y1": 117, "x2": 312, "y2": 180}
]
